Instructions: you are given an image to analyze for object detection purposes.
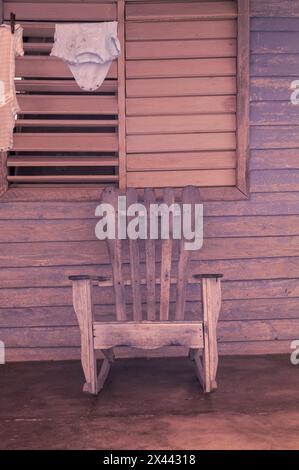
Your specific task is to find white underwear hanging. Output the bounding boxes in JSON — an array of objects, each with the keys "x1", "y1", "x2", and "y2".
[{"x1": 50, "y1": 22, "x2": 120, "y2": 91}]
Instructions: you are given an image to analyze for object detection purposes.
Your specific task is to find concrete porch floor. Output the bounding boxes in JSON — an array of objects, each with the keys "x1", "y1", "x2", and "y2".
[{"x1": 0, "y1": 355, "x2": 298, "y2": 450}]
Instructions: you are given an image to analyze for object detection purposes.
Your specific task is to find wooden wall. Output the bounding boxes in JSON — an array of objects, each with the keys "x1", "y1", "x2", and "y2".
[{"x1": 1, "y1": 0, "x2": 299, "y2": 361}]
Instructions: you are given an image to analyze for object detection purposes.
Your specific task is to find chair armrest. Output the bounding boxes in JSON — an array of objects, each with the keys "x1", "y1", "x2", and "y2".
[
  {"x1": 193, "y1": 274, "x2": 223, "y2": 281},
  {"x1": 69, "y1": 275, "x2": 108, "y2": 282}
]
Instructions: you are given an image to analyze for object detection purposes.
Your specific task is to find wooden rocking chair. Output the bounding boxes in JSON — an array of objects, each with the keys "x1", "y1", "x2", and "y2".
[{"x1": 69, "y1": 186, "x2": 222, "y2": 395}]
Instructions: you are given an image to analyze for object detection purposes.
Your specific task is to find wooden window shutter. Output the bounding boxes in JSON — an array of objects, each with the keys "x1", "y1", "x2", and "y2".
[
  {"x1": 2, "y1": 0, "x2": 124, "y2": 186},
  {"x1": 125, "y1": 0, "x2": 249, "y2": 194}
]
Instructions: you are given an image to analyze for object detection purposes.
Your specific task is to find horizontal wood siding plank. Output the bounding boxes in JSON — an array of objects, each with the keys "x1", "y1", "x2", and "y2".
[
  {"x1": 218, "y1": 319, "x2": 299, "y2": 342},
  {"x1": 127, "y1": 152, "x2": 236, "y2": 171},
  {"x1": 14, "y1": 119, "x2": 118, "y2": 128},
  {"x1": 2, "y1": 193, "x2": 299, "y2": 220},
  {"x1": 251, "y1": 54, "x2": 299, "y2": 77},
  {"x1": 221, "y1": 298, "x2": 299, "y2": 321},
  {"x1": 126, "y1": 2, "x2": 237, "y2": 21},
  {"x1": 251, "y1": 0, "x2": 299, "y2": 17},
  {"x1": 7, "y1": 156, "x2": 118, "y2": 167},
  {"x1": 2, "y1": 277, "x2": 299, "y2": 309},
  {"x1": 1, "y1": 236, "x2": 299, "y2": 267},
  {"x1": 126, "y1": 19, "x2": 237, "y2": 41},
  {"x1": 15, "y1": 79, "x2": 117, "y2": 94},
  {"x1": 251, "y1": 77, "x2": 295, "y2": 102},
  {"x1": 126, "y1": 77, "x2": 236, "y2": 98},
  {"x1": 126, "y1": 115, "x2": 236, "y2": 134},
  {"x1": 251, "y1": 126, "x2": 299, "y2": 149},
  {"x1": 127, "y1": 169, "x2": 236, "y2": 187},
  {"x1": 251, "y1": 170, "x2": 299, "y2": 192},
  {"x1": 251, "y1": 149, "x2": 299, "y2": 170},
  {"x1": 2, "y1": 297, "x2": 299, "y2": 327},
  {"x1": 21, "y1": 22, "x2": 56, "y2": 38},
  {"x1": 126, "y1": 96, "x2": 236, "y2": 116},
  {"x1": 12, "y1": 134, "x2": 118, "y2": 152},
  {"x1": 2, "y1": 215, "x2": 299, "y2": 243},
  {"x1": 8, "y1": 175, "x2": 118, "y2": 183},
  {"x1": 3, "y1": 2, "x2": 116, "y2": 20},
  {"x1": 126, "y1": 58, "x2": 236, "y2": 78},
  {"x1": 251, "y1": 102, "x2": 299, "y2": 126},
  {"x1": 16, "y1": 57, "x2": 117, "y2": 78},
  {"x1": 23, "y1": 42, "x2": 53, "y2": 53},
  {"x1": 126, "y1": 39, "x2": 236, "y2": 59},
  {"x1": 1, "y1": 256, "x2": 299, "y2": 289},
  {"x1": 251, "y1": 17, "x2": 299, "y2": 32},
  {"x1": 18, "y1": 95, "x2": 118, "y2": 114},
  {"x1": 252, "y1": 31, "x2": 299, "y2": 54},
  {"x1": 127, "y1": 133, "x2": 236, "y2": 153}
]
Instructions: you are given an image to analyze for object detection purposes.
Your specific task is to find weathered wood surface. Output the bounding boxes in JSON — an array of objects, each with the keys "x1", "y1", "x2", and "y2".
[
  {"x1": 251, "y1": 0, "x2": 299, "y2": 17},
  {"x1": 159, "y1": 188, "x2": 175, "y2": 321},
  {"x1": 16, "y1": 57, "x2": 117, "y2": 78},
  {"x1": 72, "y1": 279, "x2": 97, "y2": 394},
  {"x1": 144, "y1": 188, "x2": 156, "y2": 320},
  {"x1": 236, "y1": 0, "x2": 250, "y2": 194},
  {"x1": 1, "y1": 0, "x2": 299, "y2": 361},
  {"x1": 126, "y1": 2, "x2": 237, "y2": 21},
  {"x1": 127, "y1": 19, "x2": 237, "y2": 41},
  {"x1": 70, "y1": 186, "x2": 221, "y2": 393},
  {"x1": 93, "y1": 322, "x2": 204, "y2": 350},
  {"x1": 127, "y1": 188, "x2": 142, "y2": 320},
  {"x1": 201, "y1": 277, "x2": 222, "y2": 391},
  {"x1": 175, "y1": 187, "x2": 198, "y2": 320},
  {"x1": 101, "y1": 187, "x2": 126, "y2": 321}
]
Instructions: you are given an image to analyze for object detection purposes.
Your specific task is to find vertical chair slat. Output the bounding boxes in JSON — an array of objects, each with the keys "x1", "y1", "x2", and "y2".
[
  {"x1": 159, "y1": 188, "x2": 175, "y2": 321},
  {"x1": 144, "y1": 188, "x2": 156, "y2": 320},
  {"x1": 175, "y1": 186, "x2": 200, "y2": 320},
  {"x1": 127, "y1": 188, "x2": 142, "y2": 320},
  {"x1": 102, "y1": 186, "x2": 126, "y2": 321}
]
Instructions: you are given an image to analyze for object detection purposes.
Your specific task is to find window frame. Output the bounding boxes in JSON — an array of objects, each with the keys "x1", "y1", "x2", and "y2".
[{"x1": 0, "y1": 0, "x2": 249, "y2": 202}]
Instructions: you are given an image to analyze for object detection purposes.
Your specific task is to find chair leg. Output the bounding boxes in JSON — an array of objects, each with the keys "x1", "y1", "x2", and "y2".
[
  {"x1": 201, "y1": 278, "x2": 222, "y2": 393},
  {"x1": 96, "y1": 358, "x2": 111, "y2": 393},
  {"x1": 71, "y1": 279, "x2": 98, "y2": 395},
  {"x1": 96, "y1": 348, "x2": 115, "y2": 394},
  {"x1": 189, "y1": 348, "x2": 205, "y2": 391}
]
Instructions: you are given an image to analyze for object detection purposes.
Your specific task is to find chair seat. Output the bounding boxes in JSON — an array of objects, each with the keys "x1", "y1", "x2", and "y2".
[{"x1": 93, "y1": 321, "x2": 204, "y2": 350}]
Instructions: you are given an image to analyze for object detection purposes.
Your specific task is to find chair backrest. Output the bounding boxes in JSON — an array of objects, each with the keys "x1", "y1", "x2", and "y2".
[{"x1": 101, "y1": 186, "x2": 200, "y2": 322}]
